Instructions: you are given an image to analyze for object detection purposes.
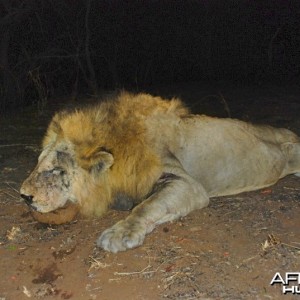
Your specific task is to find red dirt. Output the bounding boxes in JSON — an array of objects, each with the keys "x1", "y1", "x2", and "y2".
[{"x1": 1, "y1": 84, "x2": 299, "y2": 299}]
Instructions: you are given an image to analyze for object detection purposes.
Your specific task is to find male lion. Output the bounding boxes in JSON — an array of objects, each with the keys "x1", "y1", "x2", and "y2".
[{"x1": 20, "y1": 92, "x2": 300, "y2": 252}]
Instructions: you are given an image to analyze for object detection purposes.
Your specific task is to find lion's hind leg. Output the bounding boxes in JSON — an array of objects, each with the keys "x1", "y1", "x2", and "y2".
[
  {"x1": 282, "y1": 142, "x2": 300, "y2": 177},
  {"x1": 97, "y1": 164, "x2": 209, "y2": 253}
]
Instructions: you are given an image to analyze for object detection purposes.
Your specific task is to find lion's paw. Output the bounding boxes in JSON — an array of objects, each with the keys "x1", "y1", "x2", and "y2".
[{"x1": 96, "y1": 220, "x2": 146, "y2": 253}]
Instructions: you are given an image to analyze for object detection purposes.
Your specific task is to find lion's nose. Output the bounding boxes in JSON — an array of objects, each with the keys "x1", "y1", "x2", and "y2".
[{"x1": 21, "y1": 194, "x2": 34, "y2": 205}]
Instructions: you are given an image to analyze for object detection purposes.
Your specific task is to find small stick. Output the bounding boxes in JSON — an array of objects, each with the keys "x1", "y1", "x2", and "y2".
[
  {"x1": 218, "y1": 92, "x2": 231, "y2": 118},
  {"x1": 1, "y1": 191, "x2": 19, "y2": 200},
  {"x1": 114, "y1": 264, "x2": 152, "y2": 276},
  {"x1": 281, "y1": 242, "x2": 300, "y2": 251},
  {"x1": 0, "y1": 144, "x2": 37, "y2": 148},
  {"x1": 5, "y1": 182, "x2": 20, "y2": 194}
]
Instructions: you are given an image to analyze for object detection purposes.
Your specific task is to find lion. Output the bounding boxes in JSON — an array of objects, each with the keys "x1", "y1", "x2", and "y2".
[{"x1": 20, "y1": 92, "x2": 300, "y2": 252}]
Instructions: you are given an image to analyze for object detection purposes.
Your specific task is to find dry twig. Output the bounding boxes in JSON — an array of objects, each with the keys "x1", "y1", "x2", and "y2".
[
  {"x1": 0, "y1": 144, "x2": 37, "y2": 148},
  {"x1": 5, "y1": 182, "x2": 19, "y2": 194},
  {"x1": 114, "y1": 264, "x2": 153, "y2": 276},
  {"x1": 88, "y1": 256, "x2": 110, "y2": 271}
]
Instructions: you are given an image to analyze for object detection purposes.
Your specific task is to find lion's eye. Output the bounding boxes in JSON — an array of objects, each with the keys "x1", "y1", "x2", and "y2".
[{"x1": 52, "y1": 168, "x2": 65, "y2": 176}]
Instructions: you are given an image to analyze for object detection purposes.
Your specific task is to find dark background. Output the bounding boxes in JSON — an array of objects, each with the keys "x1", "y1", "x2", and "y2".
[{"x1": 1, "y1": 0, "x2": 300, "y2": 113}]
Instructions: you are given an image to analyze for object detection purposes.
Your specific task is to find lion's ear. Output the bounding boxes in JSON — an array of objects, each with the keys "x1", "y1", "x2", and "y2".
[
  {"x1": 90, "y1": 151, "x2": 114, "y2": 174},
  {"x1": 77, "y1": 148, "x2": 114, "y2": 174}
]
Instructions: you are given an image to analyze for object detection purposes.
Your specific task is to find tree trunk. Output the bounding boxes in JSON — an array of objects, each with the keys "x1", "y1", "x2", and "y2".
[{"x1": 85, "y1": 0, "x2": 98, "y2": 94}]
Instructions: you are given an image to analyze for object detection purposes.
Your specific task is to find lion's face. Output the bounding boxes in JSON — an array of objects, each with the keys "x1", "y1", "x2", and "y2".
[
  {"x1": 20, "y1": 142, "x2": 79, "y2": 213},
  {"x1": 20, "y1": 136, "x2": 115, "y2": 215}
]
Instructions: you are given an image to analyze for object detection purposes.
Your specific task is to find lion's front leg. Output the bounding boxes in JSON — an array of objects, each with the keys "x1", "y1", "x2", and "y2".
[{"x1": 97, "y1": 168, "x2": 209, "y2": 253}]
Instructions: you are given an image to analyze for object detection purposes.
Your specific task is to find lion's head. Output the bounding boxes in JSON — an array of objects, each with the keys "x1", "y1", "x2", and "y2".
[
  {"x1": 20, "y1": 111, "x2": 115, "y2": 217},
  {"x1": 20, "y1": 92, "x2": 182, "y2": 220}
]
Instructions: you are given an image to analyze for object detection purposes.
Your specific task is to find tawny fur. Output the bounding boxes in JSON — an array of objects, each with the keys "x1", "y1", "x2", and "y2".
[
  {"x1": 20, "y1": 91, "x2": 300, "y2": 252},
  {"x1": 38, "y1": 92, "x2": 188, "y2": 216}
]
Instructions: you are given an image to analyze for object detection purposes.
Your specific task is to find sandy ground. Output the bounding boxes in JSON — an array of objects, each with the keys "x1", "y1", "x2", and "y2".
[{"x1": 0, "y1": 83, "x2": 299, "y2": 300}]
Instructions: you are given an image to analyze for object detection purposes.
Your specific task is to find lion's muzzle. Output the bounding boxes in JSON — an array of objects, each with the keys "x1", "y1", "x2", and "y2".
[
  {"x1": 21, "y1": 194, "x2": 34, "y2": 206},
  {"x1": 20, "y1": 194, "x2": 39, "y2": 211}
]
